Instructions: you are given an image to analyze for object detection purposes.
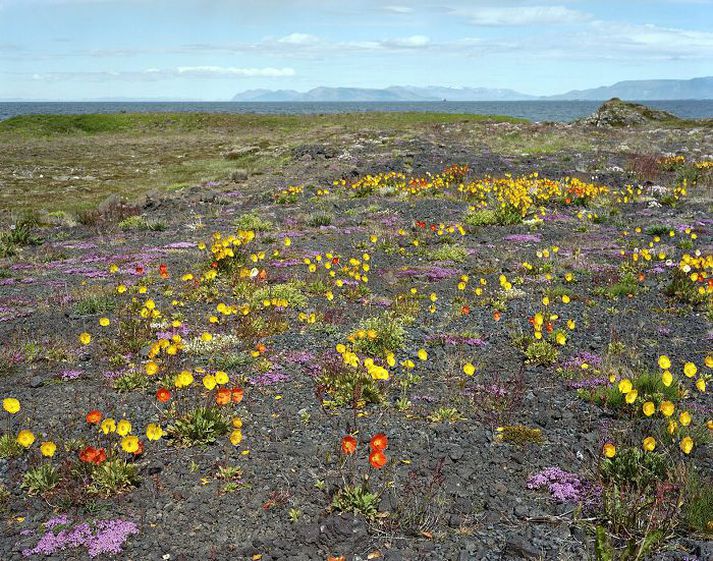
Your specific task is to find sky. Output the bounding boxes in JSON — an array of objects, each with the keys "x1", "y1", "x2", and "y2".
[{"x1": 0, "y1": 0, "x2": 712, "y2": 100}]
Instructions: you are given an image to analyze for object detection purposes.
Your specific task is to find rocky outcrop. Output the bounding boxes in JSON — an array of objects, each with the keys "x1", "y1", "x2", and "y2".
[{"x1": 577, "y1": 98, "x2": 680, "y2": 127}]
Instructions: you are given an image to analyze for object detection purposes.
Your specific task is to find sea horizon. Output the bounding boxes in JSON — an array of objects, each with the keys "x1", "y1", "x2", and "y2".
[{"x1": 2, "y1": 99, "x2": 712, "y2": 123}]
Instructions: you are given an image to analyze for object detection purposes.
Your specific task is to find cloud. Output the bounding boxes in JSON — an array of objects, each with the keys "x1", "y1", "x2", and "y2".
[
  {"x1": 382, "y1": 5, "x2": 413, "y2": 13},
  {"x1": 176, "y1": 66, "x2": 295, "y2": 77},
  {"x1": 23, "y1": 66, "x2": 296, "y2": 81},
  {"x1": 450, "y1": 5, "x2": 591, "y2": 26},
  {"x1": 277, "y1": 33, "x2": 320, "y2": 45}
]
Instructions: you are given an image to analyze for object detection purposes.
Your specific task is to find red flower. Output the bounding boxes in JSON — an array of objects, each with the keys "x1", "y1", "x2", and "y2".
[
  {"x1": 135, "y1": 265, "x2": 144, "y2": 275},
  {"x1": 369, "y1": 450, "x2": 387, "y2": 469},
  {"x1": 332, "y1": 257, "x2": 340, "y2": 265},
  {"x1": 341, "y1": 435, "x2": 357, "y2": 455},
  {"x1": 369, "y1": 433, "x2": 388, "y2": 452},
  {"x1": 156, "y1": 388, "x2": 171, "y2": 403},
  {"x1": 216, "y1": 388, "x2": 231, "y2": 406},
  {"x1": 159, "y1": 263, "x2": 169, "y2": 278},
  {"x1": 85, "y1": 410, "x2": 102, "y2": 424}
]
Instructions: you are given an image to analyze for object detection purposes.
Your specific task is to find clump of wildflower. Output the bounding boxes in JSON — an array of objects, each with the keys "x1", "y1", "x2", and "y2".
[{"x1": 527, "y1": 466, "x2": 599, "y2": 504}]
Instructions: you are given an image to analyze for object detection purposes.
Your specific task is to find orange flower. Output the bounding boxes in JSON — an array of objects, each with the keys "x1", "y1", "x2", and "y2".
[
  {"x1": 258, "y1": 269, "x2": 267, "y2": 281},
  {"x1": 79, "y1": 446, "x2": 106, "y2": 465},
  {"x1": 133, "y1": 440, "x2": 144, "y2": 456},
  {"x1": 85, "y1": 409, "x2": 102, "y2": 424},
  {"x1": 369, "y1": 450, "x2": 387, "y2": 469},
  {"x1": 231, "y1": 387, "x2": 244, "y2": 403},
  {"x1": 369, "y1": 433, "x2": 388, "y2": 451},
  {"x1": 461, "y1": 305, "x2": 470, "y2": 315},
  {"x1": 493, "y1": 310, "x2": 501, "y2": 321},
  {"x1": 341, "y1": 435, "x2": 357, "y2": 455},
  {"x1": 156, "y1": 388, "x2": 171, "y2": 403},
  {"x1": 159, "y1": 263, "x2": 169, "y2": 278},
  {"x1": 216, "y1": 388, "x2": 231, "y2": 405}
]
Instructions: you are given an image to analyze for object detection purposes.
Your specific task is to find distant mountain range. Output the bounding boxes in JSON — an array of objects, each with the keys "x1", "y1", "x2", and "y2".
[{"x1": 233, "y1": 77, "x2": 713, "y2": 102}]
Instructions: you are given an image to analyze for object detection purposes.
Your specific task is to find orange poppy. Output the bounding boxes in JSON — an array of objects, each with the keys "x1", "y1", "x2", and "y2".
[
  {"x1": 156, "y1": 388, "x2": 171, "y2": 403},
  {"x1": 85, "y1": 410, "x2": 102, "y2": 424},
  {"x1": 135, "y1": 265, "x2": 144, "y2": 275},
  {"x1": 369, "y1": 433, "x2": 388, "y2": 451},
  {"x1": 216, "y1": 388, "x2": 231, "y2": 405},
  {"x1": 231, "y1": 387, "x2": 244, "y2": 403},
  {"x1": 545, "y1": 322, "x2": 554, "y2": 333},
  {"x1": 79, "y1": 446, "x2": 106, "y2": 465},
  {"x1": 258, "y1": 269, "x2": 267, "y2": 281},
  {"x1": 493, "y1": 311, "x2": 501, "y2": 321},
  {"x1": 159, "y1": 263, "x2": 169, "y2": 278},
  {"x1": 461, "y1": 305, "x2": 470, "y2": 315},
  {"x1": 332, "y1": 257, "x2": 340, "y2": 265},
  {"x1": 255, "y1": 343, "x2": 266, "y2": 354},
  {"x1": 369, "y1": 450, "x2": 387, "y2": 469},
  {"x1": 341, "y1": 435, "x2": 357, "y2": 455}
]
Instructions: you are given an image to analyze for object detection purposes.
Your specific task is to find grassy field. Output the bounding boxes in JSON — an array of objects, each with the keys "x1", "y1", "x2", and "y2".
[{"x1": 0, "y1": 112, "x2": 527, "y2": 214}]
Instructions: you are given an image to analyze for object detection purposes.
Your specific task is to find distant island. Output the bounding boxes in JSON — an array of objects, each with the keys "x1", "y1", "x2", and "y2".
[{"x1": 233, "y1": 77, "x2": 713, "y2": 102}]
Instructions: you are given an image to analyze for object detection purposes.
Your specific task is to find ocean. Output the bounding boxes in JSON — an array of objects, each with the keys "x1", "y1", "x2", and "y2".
[{"x1": 0, "y1": 100, "x2": 712, "y2": 123}]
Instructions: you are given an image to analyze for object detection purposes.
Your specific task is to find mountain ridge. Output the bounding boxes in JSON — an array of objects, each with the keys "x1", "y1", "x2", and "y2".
[{"x1": 232, "y1": 77, "x2": 713, "y2": 102}]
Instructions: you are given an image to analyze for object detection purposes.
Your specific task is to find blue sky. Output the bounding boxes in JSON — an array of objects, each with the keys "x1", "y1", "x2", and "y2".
[{"x1": 0, "y1": 0, "x2": 711, "y2": 100}]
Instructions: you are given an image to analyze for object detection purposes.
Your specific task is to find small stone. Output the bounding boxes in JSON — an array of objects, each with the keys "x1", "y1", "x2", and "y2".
[{"x1": 29, "y1": 376, "x2": 44, "y2": 388}]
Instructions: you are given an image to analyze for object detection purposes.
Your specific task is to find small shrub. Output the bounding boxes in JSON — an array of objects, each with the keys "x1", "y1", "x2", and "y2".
[
  {"x1": 427, "y1": 407, "x2": 464, "y2": 423},
  {"x1": 525, "y1": 340, "x2": 559, "y2": 366},
  {"x1": 351, "y1": 312, "x2": 405, "y2": 357},
  {"x1": 307, "y1": 213, "x2": 333, "y2": 227},
  {"x1": 0, "y1": 434, "x2": 23, "y2": 459},
  {"x1": 425, "y1": 244, "x2": 468, "y2": 263},
  {"x1": 168, "y1": 406, "x2": 230, "y2": 446},
  {"x1": 88, "y1": 459, "x2": 140, "y2": 496},
  {"x1": 331, "y1": 484, "x2": 379, "y2": 519},
  {"x1": 234, "y1": 212, "x2": 273, "y2": 231},
  {"x1": 496, "y1": 424, "x2": 544, "y2": 446},
  {"x1": 21, "y1": 463, "x2": 60, "y2": 496}
]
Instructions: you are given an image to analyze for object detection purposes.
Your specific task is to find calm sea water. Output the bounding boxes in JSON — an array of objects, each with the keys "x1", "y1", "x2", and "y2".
[{"x1": 0, "y1": 100, "x2": 712, "y2": 123}]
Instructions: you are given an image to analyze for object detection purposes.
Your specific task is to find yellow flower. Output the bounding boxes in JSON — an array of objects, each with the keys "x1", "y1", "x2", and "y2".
[
  {"x1": 696, "y1": 378, "x2": 706, "y2": 392},
  {"x1": 232, "y1": 417, "x2": 243, "y2": 429},
  {"x1": 683, "y1": 362, "x2": 697, "y2": 378},
  {"x1": 100, "y1": 418, "x2": 116, "y2": 434},
  {"x1": 555, "y1": 332, "x2": 566, "y2": 345},
  {"x1": 659, "y1": 401, "x2": 675, "y2": 417},
  {"x1": 679, "y1": 411, "x2": 692, "y2": 427},
  {"x1": 145, "y1": 361, "x2": 159, "y2": 376},
  {"x1": 679, "y1": 436, "x2": 694, "y2": 455},
  {"x1": 99, "y1": 317, "x2": 110, "y2": 327},
  {"x1": 602, "y1": 443, "x2": 616, "y2": 458},
  {"x1": 116, "y1": 419, "x2": 132, "y2": 436},
  {"x1": 657, "y1": 355, "x2": 671, "y2": 370},
  {"x1": 17, "y1": 430, "x2": 35, "y2": 448},
  {"x1": 617, "y1": 379, "x2": 632, "y2": 394},
  {"x1": 117, "y1": 284, "x2": 127, "y2": 294},
  {"x1": 417, "y1": 349, "x2": 428, "y2": 361},
  {"x1": 202, "y1": 374, "x2": 217, "y2": 390},
  {"x1": 215, "y1": 371, "x2": 229, "y2": 385},
  {"x1": 661, "y1": 370, "x2": 673, "y2": 387},
  {"x1": 642, "y1": 436, "x2": 656, "y2": 452},
  {"x1": 705, "y1": 355, "x2": 713, "y2": 369},
  {"x1": 229, "y1": 429, "x2": 243, "y2": 446},
  {"x1": 561, "y1": 295, "x2": 570, "y2": 304},
  {"x1": 201, "y1": 332, "x2": 213, "y2": 342},
  {"x1": 40, "y1": 441, "x2": 57, "y2": 457},
  {"x1": 642, "y1": 401, "x2": 655, "y2": 416},
  {"x1": 2, "y1": 397, "x2": 20, "y2": 414},
  {"x1": 463, "y1": 362, "x2": 476, "y2": 376},
  {"x1": 625, "y1": 389, "x2": 638, "y2": 404},
  {"x1": 283, "y1": 237, "x2": 291, "y2": 247},
  {"x1": 145, "y1": 423, "x2": 164, "y2": 441},
  {"x1": 79, "y1": 332, "x2": 91, "y2": 345},
  {"x1": 120, "y1": 435, "x2": 139, "y2": 453},
  {"x1": 175, "y1": 370, "x2": 194, "y2": 388}
]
